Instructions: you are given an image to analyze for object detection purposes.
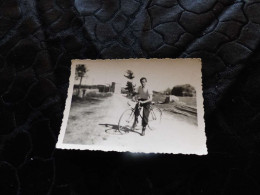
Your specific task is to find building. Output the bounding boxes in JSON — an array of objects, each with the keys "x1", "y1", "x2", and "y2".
[{"x1": 73, "y1": 82, "x2": 121, "y2": 98}]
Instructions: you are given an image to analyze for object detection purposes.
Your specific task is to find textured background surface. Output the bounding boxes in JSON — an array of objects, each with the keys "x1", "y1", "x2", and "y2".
[{"x1": 1, "y1": 0, "x2": 260, "y2": 194}]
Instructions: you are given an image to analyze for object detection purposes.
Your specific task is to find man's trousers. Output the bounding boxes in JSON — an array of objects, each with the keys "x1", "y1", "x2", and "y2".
[{"x1": 134, "y1": 99, "x2": 151, "y2": 128}]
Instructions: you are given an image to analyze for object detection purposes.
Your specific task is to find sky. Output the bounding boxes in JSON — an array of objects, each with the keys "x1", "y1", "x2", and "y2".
[{"x1": 73, "y1": 59, "x2": 202, "y2": 92}]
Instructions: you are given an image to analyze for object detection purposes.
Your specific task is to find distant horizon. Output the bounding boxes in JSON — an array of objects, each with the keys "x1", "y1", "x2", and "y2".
[
  {"x1": 74, "y1": 59, "x2": 200, "y2": 92},
  {"x1": 73, "y1": 83, "x2": 196, "y2": 93}
]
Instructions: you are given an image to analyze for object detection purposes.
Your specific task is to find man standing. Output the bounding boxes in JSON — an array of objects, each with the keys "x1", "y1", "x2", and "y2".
[{"x1": 132, "y1": 77, "x2": 153, "y2": 136}]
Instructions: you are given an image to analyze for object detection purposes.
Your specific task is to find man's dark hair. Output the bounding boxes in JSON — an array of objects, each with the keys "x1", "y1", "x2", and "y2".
[{"x1": 140, "y1": 77, "x2": 147, "y2": 82}]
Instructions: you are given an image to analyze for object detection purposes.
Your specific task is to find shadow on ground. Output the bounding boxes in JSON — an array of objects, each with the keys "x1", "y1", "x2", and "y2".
[{"x1": 99, "y1": 123, "x2": 142, "y2": 136}]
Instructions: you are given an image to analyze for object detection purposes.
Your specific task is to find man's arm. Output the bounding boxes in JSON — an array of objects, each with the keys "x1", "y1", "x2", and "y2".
[
  {"x1": 132, "y1": 87, "x2": 139, "y2": 102},
  {"x1": 132, "y1": 93, "x2": 138, "y2": 102}
]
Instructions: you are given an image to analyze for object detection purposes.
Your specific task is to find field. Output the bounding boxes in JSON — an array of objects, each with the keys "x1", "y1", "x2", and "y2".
[
  {"x1": 153, "y1": 93, "x2": 197, "y2": 108},
  {"x1": 152, "y1": 93, "x2": 167, "y2": 103},
  {"x1": 153, "y1": 93, "x2": 197, "y2": 125},
  {"x1": 156, "y1": 102, "x2": 197, "y2": 126},
  {"x1": 177, "y1": 96, "x2": 197, "y2": 108}
]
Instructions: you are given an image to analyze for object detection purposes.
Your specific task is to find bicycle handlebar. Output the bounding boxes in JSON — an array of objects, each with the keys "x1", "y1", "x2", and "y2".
[
  {"x1": 127, "y1": 100, "x2": 156, "y2": 109},
  {"x1": 127, "y1": 101, "x2": 140, "y2": 109}
]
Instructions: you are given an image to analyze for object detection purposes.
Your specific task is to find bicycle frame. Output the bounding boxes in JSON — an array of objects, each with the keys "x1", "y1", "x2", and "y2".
[{"x1": 125, "y1": 101, "x2": 159, "y2": 130}]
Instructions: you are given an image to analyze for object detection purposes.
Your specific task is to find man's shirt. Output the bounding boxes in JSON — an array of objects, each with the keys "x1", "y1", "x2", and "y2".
[{"x1": 137, "y1": 85, "x2": 153, "y2": 99}]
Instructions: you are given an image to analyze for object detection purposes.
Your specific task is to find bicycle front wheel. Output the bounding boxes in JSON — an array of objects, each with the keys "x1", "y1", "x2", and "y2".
[
  {"x1": 148, "y1": 107, "x2": 162, "y2": 130},
  {"x1": 118, "y1": 109, "x2": 135, "y2": 134}
]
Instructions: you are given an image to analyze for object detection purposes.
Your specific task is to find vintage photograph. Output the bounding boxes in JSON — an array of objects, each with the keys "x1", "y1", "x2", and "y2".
[{"x1": 56, "y1": 59, "x2": 207, "y2": 154}]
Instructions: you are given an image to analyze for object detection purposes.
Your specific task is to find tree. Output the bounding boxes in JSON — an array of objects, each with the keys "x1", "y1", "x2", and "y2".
[
  {"x1": 75, "y1": 64, "x2": 88, "y2": 96},
  {"x1": 124, "y1": 70, "x2": 135, "y2": 96},
  {"x1": 125, "y1": 81, "x2": 135, "y2": 95},
  {"x1": 124, "y1": 70, "x2": 135, "y2": 80}
]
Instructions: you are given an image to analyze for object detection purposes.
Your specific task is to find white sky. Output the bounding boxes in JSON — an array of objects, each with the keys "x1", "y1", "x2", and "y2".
[{"x1": 74, "y1": 59, "x2": 201, "y2": 92}]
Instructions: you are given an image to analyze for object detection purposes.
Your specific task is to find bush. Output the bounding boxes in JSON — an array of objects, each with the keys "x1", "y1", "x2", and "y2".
[
  {"x1": 72, "y1": 95, "x2": 82, "y2": 102},
  {"x1": 171, "y1": 84, "x2": 196, "y2": 97}
]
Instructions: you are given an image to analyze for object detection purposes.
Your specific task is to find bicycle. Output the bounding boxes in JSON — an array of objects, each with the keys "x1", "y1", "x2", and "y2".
[{"x1": 118, "y1": 101, "x2": 162, "y2": 134}]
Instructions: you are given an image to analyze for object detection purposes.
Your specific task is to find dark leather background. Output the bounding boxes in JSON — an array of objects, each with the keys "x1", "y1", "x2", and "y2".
[{"x1": 1, "y1": 0, "x2": 260, "y2": 194}]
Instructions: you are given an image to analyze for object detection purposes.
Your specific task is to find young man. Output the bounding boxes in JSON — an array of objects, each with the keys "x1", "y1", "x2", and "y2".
[{"x1": 132, "y1": 77, "x2": 153, "y2": 136}]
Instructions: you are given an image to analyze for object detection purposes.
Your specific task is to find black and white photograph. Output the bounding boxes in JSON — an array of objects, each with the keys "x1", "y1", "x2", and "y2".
[{"x1": 57, "y1": 59, "x2": 206, "y2": 154}]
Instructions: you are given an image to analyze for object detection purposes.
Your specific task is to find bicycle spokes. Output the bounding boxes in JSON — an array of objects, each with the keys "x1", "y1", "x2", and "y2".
[
  {"x1": 148, "y1": 107, "x2": 162, "y2": 130},
  {"x1": 126, "y1": 112, "x2": 134, "y2": 123},
  {"x1": 150, "y1": 110, "x2": 157, "y2": 121},
  {"x1": 118, "y1": 109, "x2": 135, "y2": 134}
]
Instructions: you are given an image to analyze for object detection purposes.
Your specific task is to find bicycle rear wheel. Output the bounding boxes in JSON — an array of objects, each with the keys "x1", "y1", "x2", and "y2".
[
  {"x1": 148, "y1": 107, "x2": 162, "y2": 130},
  {"x1": 118, "y1": 109, "x2": 135, "y2": 134}
]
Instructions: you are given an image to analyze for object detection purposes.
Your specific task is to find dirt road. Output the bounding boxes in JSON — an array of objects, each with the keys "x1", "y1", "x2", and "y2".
[{"x1": 63, "y1": 94, "x2": 207, "y2": 154}]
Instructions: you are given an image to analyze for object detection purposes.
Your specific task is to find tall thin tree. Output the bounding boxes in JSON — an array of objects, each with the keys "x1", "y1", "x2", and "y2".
[
  {"x1": 124, "y1": 70, "x2": 135, "y2": 96},
  {"x1": 75, "y1": 64, "x2": 88, "y2": 96}
]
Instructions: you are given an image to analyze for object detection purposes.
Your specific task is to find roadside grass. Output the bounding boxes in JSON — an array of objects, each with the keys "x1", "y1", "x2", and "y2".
[
  {"x1": 65, "y1": 92, "x2": 114, "y2": 145},
  {"x1": 85, "y1": 92, "x2": 113, "y2": 98},
  {"x1": 72, "y1": 92, "x2": 113, "y2": 103}
]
